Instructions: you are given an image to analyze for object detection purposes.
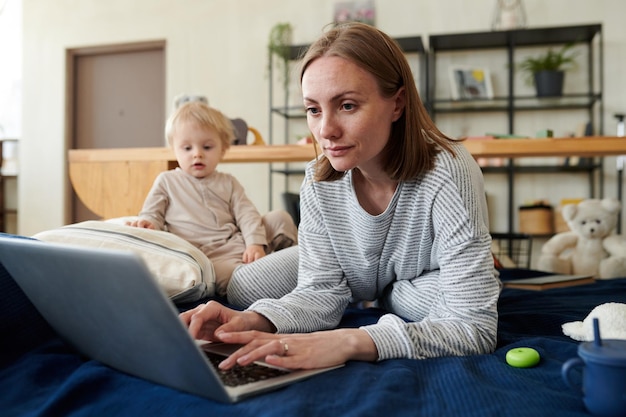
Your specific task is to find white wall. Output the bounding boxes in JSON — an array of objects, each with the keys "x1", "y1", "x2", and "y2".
[
  {"x1": 18, "y1": 0, "x2": 626, "y2": 236},
  {"x1": 0, "y1": 0, "x2": 21, "y2": 139}
]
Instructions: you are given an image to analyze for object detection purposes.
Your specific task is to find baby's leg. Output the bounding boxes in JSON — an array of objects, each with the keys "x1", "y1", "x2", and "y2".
[
  {"x1": 262, "y1": 210, "x2": 298, "y2": 252},
  {"x1": 210, "y1": 255, "x2": 242, "y2": 297},
  {"x1": 227, "y1": 246, "x2": 299, "y2": 308}
]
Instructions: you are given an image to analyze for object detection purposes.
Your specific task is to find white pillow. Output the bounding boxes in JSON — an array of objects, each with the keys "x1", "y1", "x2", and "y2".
[
  {"x1": 105, "y1": 216, "x2": 140, "y2": 226},
  {"x1": 33, "y1": 221, "x2": 215, "y2": 303}
]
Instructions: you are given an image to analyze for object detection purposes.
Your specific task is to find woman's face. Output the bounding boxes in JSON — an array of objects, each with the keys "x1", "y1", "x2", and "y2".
[{"x1": 302, "y1": 56, "x2": 404, "y2": 176}]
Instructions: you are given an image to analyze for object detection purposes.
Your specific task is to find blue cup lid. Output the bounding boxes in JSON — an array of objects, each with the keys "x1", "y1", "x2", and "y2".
[{"x1": 579, "y1": 339, "x2": 626, "y2": 366}]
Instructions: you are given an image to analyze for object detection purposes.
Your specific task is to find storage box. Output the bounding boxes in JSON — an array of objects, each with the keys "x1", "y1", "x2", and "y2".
[{"x1": 519, "y1": 203, "x2": 554, "y2": 235}]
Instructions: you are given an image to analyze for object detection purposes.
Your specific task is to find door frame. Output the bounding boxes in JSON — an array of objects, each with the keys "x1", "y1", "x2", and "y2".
[{"x1": 64, "y1": 40, "x2": 166, "y2": 224}]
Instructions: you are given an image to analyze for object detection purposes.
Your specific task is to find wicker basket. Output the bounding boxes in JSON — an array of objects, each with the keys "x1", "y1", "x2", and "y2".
[{"x1": 519, "y1": 204, "x2": 554, "y2": 235}]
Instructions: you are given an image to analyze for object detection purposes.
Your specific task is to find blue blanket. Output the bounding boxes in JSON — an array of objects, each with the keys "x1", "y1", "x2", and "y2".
[{"x1": 2, "y1": 258, "x2": 625, "y2": 416}]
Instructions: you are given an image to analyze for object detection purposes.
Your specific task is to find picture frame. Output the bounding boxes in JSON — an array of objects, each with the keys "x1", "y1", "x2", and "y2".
[
  {"x1": 334, "y1": 1, "x2": 375, "y2": 26},
  {"x1": 448, "y1": 66, "x2": 494, "y2": 100}
]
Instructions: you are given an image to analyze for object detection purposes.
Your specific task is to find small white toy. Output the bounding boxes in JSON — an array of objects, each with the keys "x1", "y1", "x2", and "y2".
[
  {"x1": 562, "y1": 302, "x2": 626, "y2": 341},
  {"x1": 537, "y1": 198, "x2": 626, "y2": 279}
]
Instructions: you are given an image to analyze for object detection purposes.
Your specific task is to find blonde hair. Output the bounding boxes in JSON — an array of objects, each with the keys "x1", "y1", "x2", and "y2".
[
  {"x1": 300, "y1": 22, "x2": 457, "y2": 182},
  {"x1": 165, "y1": 101, "x2": 235, "y2": 151}
]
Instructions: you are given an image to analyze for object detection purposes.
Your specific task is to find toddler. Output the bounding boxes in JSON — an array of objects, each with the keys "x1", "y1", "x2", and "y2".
[{"x1": 129, "y1": 101, "x2": 297, "y2": 295}]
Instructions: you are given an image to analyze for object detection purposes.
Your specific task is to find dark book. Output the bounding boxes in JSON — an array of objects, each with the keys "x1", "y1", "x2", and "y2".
[{"x1": 503, "y1": 274, "x2": 596, "y2": 291}]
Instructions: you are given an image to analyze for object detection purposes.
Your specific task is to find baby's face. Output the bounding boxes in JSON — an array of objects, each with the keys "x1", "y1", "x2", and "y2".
[{"x1": 172, "y1": 122, "x2": 224, "y2": 178}]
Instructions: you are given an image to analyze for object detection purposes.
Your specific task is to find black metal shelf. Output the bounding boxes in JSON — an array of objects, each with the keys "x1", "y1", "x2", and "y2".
[
  {"x1": 270, "y1": 168, "x2": 306, "y2": 176},
  {"x1": 269, "y1": 25, "x2": 605, "y2": 239},
  {"x1": 481, "y1": 162, "x2": 602, "y2": 175},
  {"x1": 428, "y1": 24, "x2": 601, "y2": 52},
  {"x1": 427, "y1": 24, "x2": 604, "y2": 237},
  {"x1": 433, "y1": 93, "x2": 602, "y2": 113},
  {"x1": 427, "y1": 24, "x2": 603, "y2": 128},
  {"x1": 392, "y1": 36, "x2": 426, "y2": 54},
  {"x1": 286, "y1": 35, "x2": 425, "y2": 60},
  {"x1": 270, "y1": 106, "x2": 306, "y2": 119}
]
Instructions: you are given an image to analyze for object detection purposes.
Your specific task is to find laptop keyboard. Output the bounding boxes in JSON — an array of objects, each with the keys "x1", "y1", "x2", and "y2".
[{"x1": 203, "y1": 351, "x2": 290, "y2": 387}]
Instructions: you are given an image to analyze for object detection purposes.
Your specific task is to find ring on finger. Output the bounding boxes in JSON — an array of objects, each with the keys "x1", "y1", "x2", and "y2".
[{"x1": 279, "y1": 340, "x2": 289, "y2": 356}]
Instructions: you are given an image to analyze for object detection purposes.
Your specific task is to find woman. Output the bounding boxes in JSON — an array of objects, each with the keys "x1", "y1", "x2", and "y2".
[{"x1": 180, "y1": 22, "x2": 499, "y2": 371}]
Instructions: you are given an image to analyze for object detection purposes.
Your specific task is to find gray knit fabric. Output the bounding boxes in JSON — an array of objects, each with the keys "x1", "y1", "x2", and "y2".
[
  {"x1": 228, "y1": 246, "x2": 299, "y2": 306},
  {"x1": 228, "y1": 142, "x2": 499, "y2": 360}
]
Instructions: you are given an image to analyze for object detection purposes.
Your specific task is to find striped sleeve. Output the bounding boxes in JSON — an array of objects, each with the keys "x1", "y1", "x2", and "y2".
[{"x1": 250, "y1": 146, "x2": 499, "y2": 359}]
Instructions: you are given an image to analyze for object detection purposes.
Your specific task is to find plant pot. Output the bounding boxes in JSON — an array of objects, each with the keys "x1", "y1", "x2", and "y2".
[{"x1": 534, "y1": 70, "x2": 564, "y2": 97}]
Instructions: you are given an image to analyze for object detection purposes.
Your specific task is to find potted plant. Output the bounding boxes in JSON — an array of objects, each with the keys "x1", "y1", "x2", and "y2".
[
  {"x1": 517, "y1": 43, "x2": 578, "y2": 97},
  {"x1": 268, "y1": 22, "x2": 293, "y2": 90}
]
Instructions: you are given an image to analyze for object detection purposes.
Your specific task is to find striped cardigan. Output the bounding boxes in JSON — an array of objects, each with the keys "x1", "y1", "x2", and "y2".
[{"x1": 247, "y1": 142, "x2": 499, "y2": 360}]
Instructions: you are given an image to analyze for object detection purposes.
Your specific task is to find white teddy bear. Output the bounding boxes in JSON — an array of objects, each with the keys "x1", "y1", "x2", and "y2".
[{"x1": 537, "y1": 198, "x2": 626, "y2": 279}]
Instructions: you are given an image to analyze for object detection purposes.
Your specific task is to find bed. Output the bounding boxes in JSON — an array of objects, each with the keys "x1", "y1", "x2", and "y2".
[{"x1": 1, "y1": 238, "x2": 625, "y2": 417}]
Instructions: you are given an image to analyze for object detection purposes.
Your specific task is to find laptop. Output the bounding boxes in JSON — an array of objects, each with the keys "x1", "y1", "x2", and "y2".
[{"x1": 0, "y1": 236, "x2": 341, "y2": 403}]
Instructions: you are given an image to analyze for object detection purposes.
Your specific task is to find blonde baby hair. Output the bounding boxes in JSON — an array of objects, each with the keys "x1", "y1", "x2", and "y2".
[{"x1": 165, "y1": 101, "x2": 235, "y2": 151}]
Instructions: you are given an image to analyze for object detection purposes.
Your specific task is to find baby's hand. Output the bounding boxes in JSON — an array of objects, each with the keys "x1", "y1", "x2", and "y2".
[
  {"x1": 242, "y1": 244, "x2": 266, "y2": 263},
  {"x1": 126, "y1": 219, "x2": 156, "y2": 229}
]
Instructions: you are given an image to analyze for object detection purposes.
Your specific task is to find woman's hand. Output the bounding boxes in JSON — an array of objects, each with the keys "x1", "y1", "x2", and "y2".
[
  {"x1": 216, "y1": 328, "x2": 378, "y2": 370},
  {"x1": 179, "y1": 301, "x2": 275, "y2": 342},
  {"x1": 180, "y1": 302, "x2": 379, "y2": 370}
]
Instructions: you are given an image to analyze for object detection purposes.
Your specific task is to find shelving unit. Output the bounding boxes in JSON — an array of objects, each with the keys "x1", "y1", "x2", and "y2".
[
  {"x1": 267, "y1": 36, "x2": 426, "y2": 212},
  {"x1": 266, "y1": 24, "x2": 605, "y2": 236},
  {"x1": 0, "y1": 138, "x2": 18, "y2": 234},
  {"x1": 267, "y1": 43, "x2": 307, "y2": 212},
  {"x1": 427, "y1": 24, "x2": 604, "y2": 234}
]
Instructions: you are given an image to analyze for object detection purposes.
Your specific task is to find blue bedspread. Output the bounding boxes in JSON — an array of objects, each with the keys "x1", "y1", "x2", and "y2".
[{"x1": 2, "y1": 259, "x2": 625, "y2": 416}]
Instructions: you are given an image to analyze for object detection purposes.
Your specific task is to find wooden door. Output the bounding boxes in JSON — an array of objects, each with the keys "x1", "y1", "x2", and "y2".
[{"x1": 66, "y1": 41, "x2": 166, "y2": 223}]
